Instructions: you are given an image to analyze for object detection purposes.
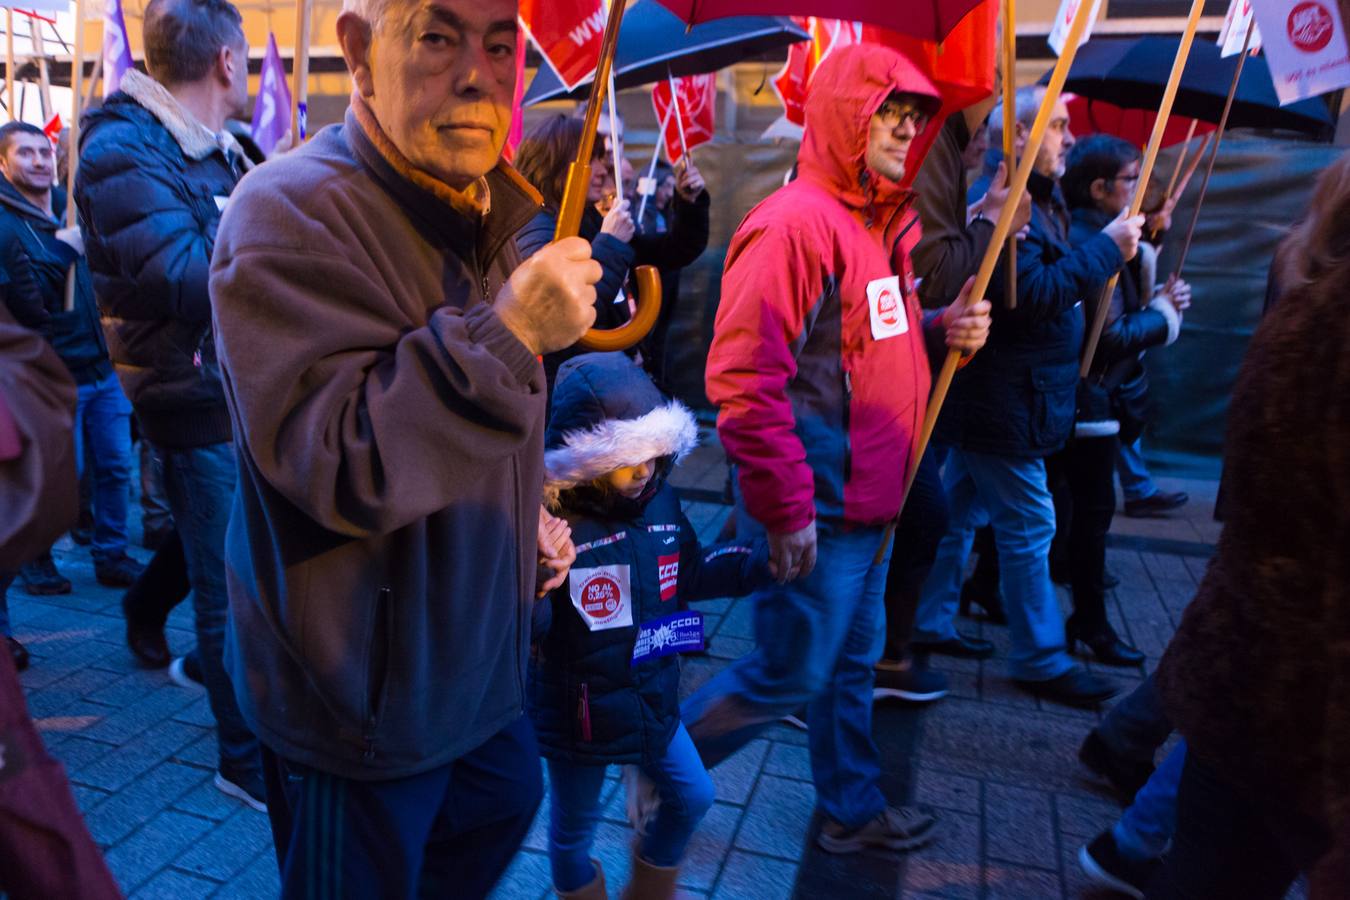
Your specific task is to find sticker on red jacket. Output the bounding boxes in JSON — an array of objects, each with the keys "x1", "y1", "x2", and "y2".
[
  {"x1": 569, "y1": 565, "x2": 633, "y2": 631},
  {"x1": 658, "y1": 552, "x2": 679, "y2": 601},
  {"x1": 867, "y1": 275, "x2": 909, "y2": 341}
]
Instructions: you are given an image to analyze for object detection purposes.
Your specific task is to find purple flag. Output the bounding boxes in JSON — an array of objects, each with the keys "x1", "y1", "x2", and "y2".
[
  {"x1": 102, "y1": 0, "x2": 134, "y2": 99},
  {"x1": 251, "y1": 33, "x2": 293, "y2": 156}
]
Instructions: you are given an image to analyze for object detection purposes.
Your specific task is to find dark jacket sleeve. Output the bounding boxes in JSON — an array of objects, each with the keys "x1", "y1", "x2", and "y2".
[
  {"x1": 0, "y1": 236, "x2": 51, "y2": 334},
  {"x1": 998, "y1": 209, "x2": 1124, "y2": 327},
  {"x1": 1097, "y1": 302, "x2": 1170, "y2": 366},
  {"x1": 76, "y1": 119, "x2": 216, "y2": 325},
  {"x1": 629, "y1": 189, "x2": 710, "y2": 272},
  {"x1": 912, "y1": 127, "x2": 994, "y2": 308},
  {"x1": 674, "y1": 510, "x2": 773, "y2": 602}
]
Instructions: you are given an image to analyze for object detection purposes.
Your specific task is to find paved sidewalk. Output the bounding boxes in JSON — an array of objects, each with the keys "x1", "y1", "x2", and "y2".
[{"x1": 12, "y1": 434, "x2": 1234, "y2": 898}]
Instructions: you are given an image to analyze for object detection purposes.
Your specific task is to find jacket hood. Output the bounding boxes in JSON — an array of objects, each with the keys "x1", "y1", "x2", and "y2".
[
  {"x1": 89, "y1": 69, "x2": 250, "y2": 169},
  {"x1": 0, "y1": 177, "x2": 60, "y2": 224},
  {"x1": 797, "y1": 44, "x2": 940, "y2": 211},
  {"x1": 544, "y1": 353, "x2": 698, "y2": 506}
]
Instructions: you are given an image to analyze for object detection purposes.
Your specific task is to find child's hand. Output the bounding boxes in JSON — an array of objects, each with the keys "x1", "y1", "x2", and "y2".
[{"x1": 537, "y1": 507, "x2": 577, "y2": 598}]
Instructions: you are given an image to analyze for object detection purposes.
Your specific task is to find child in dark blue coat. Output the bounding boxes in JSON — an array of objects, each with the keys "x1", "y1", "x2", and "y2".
[{"x1": 530, "y1": 353, "x2": 770, "y2": 899}]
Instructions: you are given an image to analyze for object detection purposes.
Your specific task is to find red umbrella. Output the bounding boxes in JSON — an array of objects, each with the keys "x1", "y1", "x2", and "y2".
[{"x1": 654, "y1": 0, "x2": 984, "y2": 43}]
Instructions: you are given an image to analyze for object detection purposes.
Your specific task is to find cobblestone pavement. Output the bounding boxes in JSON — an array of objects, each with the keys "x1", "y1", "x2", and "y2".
[{"x1": 13, "y1": 435, "x2": 1235, "y2": 899}]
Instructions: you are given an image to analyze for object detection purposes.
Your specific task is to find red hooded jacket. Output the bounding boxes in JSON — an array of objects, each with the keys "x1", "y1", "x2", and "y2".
[{"x1": 707, "y1": 44, "x2": 944, "y2": 533}]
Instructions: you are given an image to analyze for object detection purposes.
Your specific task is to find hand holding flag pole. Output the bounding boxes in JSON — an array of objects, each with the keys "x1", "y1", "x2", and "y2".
[
  {"x1": 1079, "y1": 0, "x2": 1206, "y2": 378},
  {"x1": 554, "y1": 0, "x2": 661, "y2": 352},
  {"x1": 874, "y1": 0, "x2": 1101, "y2": 564}
]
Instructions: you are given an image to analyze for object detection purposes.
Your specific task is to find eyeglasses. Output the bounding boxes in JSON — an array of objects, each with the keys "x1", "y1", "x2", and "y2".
[
  {"x1": 875, "y1": 101, "x2": 930, "y2": 132},
  {"x1": 1110, "y1": 173, "x2": 1141, "y2": 184}
]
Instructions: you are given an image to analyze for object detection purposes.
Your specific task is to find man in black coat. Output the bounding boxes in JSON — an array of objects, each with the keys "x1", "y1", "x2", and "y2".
[
  {"x1": 74, "y1": 0, "x2": 263, "y2": 810},
  {"x1": 0, "y1": 122, "x2": 142, "y2": 644},
  {"x1": 912, "y1": 86, "x2": 1142, "y2": 708}
]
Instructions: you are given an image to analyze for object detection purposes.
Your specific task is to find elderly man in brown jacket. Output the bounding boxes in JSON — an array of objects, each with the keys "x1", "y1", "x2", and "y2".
[{"x1": 209, "y1": 0, "x2": 601, "y2": 894}]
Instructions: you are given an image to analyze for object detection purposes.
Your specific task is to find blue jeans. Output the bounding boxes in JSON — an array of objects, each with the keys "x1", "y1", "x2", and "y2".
[
  {"x1": 914, "y1": 447, "x2": 1073, "y2": 681},
  {"x1": 156, "y1": 441, "x2": 258, "y2": 772},
  {"x1": 1096, "y1": 673, "x2": 1172, "y2": 764},
  {"x1": 73, "y1": 374, "x2": 134, "y2": 561},
  {"x1": 682, "y1": 510, "x2": 892, "y2": 828},
  {"x1": 1114, "y1": 741, "x2": 1185, "y2": 861},
  {"x1": 1115, "y1": 438, "x2": 1157, "y2": 503},
  {"x1": 547, "y1": 723, "x2": 713, "y2": 890}
]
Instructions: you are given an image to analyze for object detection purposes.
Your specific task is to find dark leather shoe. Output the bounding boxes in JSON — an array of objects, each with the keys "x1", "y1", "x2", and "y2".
[
  {"x1": 1123, "y1": 491, "x2": 1189, "y2": 518},
  {"x1": 1079, "y1": 729, "x2": 1154, "y2": 802},
  {"x1": 96, "y1": 553, "x2": 145, "y2": 588},
  {"x1": 126, "y1": 622, "x2": 171, "y2": 669},
  {"x1": 19, "y1": 554, "x2": 71, "y2": 595},
  {"x1": 912, "y1": 633, "x2": 995, "y2": 660},
  {"x1": 1015, "y1": 667, "x2": 1117, "y2": 708},
  {"x1": 6, "y1": 636, "x2": 29, "y2": 672},
  {"x1": 1067, "y1": 625, "x2": 1145, "y2": 667}
]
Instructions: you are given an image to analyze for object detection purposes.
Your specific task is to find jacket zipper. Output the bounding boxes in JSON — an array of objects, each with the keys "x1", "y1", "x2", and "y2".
[{"x1": 578, "y1": 682, "x2": 592, "y2": 742}]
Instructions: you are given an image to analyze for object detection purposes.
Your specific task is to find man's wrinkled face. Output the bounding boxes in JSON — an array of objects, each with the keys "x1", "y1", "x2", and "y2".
[
  {"x1": 351, "y1": 0, "x2": 517, "y2": 189},
  {"x1": 1034, "y1": 99, "x2": 1074, "y2": 179},
  {"x1": 865, "y1": 92, "x2": 928, "y2": 184},
  {"x1": 0, "y1": 133, "x2": 55, "y2": 195}
]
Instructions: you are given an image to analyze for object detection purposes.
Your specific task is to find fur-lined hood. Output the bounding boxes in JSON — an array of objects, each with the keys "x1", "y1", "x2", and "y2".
[
  {"x1": 544, "y1": 353, "x2": 698, "y2": 507},
  {"x1": 118, "y1": 69, "x2": 252, "y2": 170}
]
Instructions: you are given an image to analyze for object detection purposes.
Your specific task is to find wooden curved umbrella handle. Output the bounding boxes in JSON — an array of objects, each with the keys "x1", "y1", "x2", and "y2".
[{"x1": 578, "y1": 264, "x2": 662, "y2": 351}]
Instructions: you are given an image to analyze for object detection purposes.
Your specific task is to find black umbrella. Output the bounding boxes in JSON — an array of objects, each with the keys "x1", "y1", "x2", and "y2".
[
  {"x1": 524, "y1": 0, "x2": 807, "y2": 105},
  {"x1": 1042, "y1": 36, "x2": 1332, "y2": 137}
]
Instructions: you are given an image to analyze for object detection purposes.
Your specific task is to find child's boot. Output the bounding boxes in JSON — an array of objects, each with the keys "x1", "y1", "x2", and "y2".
[
  {"x1": 620, "y1": 848, "x2": 678, "y2": 900},
  {"x1": 556, "y1": 861, "x2": 606, "y2": 900}
]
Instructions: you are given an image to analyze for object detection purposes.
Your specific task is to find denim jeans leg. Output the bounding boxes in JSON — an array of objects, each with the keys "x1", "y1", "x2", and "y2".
[
  {"x1": 1115, "y1": 438, "x2": 1157, "y2": 503},
  {"x1": 961, "y1": 451, "x2": 1072, "y2": 681},
  {"x1": 1113, "y1": 741, "x2": 1185, "y2": 861},
  {"x1": 638, "y1": 723, "x2": 716, "y2": 867},
  {"x1": 79, "y1": 375, "x2": 134, "y2": 561},
  {"x1": 1096, "y1": 673, "x2": 1172, "y2": 763},
  {"x1": 139, "y1": 440, "x2": 174, "y2": 538},
  {"x1": 682, "y1": 519, "x2": 885, "y2": 828},
  {"x1": 806, "y1": 530, "x2": 891, "y2": 828},
  {"x1": 545, "y1": 757, "x2": 608, "y2": 891},
  {"x1": 912, "y1": 447, "x2": 981, "y2": 644},
  {"x1": 158, "y1": 441, "x2": 259, "y2": 772}
]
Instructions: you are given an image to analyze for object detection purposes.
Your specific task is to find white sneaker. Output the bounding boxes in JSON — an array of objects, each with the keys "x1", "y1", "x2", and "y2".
[
  {"x1": 214, "y1": 770, "x2": 267, "y2": 813},
  {"x1": 168, "y1": 655, "x2": 205, "y2": 691}
]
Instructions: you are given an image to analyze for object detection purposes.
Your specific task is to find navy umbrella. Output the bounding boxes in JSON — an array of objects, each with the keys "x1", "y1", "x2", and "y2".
[
  {"x1": 524, "y1": 0, "x2": 808, "y2": 105},
  {"x1": 1044, "y1": 36, "x2": 1332, "y2": 137}
]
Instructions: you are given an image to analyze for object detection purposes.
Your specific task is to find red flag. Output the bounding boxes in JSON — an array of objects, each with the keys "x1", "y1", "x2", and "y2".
[
  {"x1": 518, "y1": 0, "x2": 605, "y2": 91},
  {"x1": 42, "y1": 113, "x2": 62, "y2": 146},
  {"x1": 652, "y1": 74, "x2": 716, "y2": 164},
  {"x1": 767, "y1": 18, "x2": 861, "y2": 138},
  {"x1": 504, "y1": 27, "x2": 528, "y2": 162}
]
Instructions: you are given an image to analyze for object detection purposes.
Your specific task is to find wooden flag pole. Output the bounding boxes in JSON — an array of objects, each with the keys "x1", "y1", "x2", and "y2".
[
  {"x1": 62, "y1": 0, "x2": 86, "y2": 312},
  {"x1": 30, "y1": 20, "x2": 51, "y2": 121},
  {"x1": 1174, "y1": 17, "x2": 1256, "y2": 278},
  {"x1": 6, "y1": 9, "x2": 14, "y2": 120},
  {"x1": 874, "y1": 0, "x2": 1101, "y2": 564},
  {"x1": 636, "y1": 105, "x2": 673, "y2": 225},
  {"x1": 82, "y1": 53, "x2": 102, "y2": 111},
  {"x1": 1079, "y1": 0, "x2": 1206, "y2": 378},
  {"x1": 1001, "y1": 0, "x2": 1017, "y2": 309},
  {"x1": 667, "y1": 66, "x2": 690, "y2": 165},
  {"x1": 1148, "y1": 119, "x2": 1199, "y2": 241},
  {"x1": 291, "y1": 0, "x2": 313, "y2": 141}
]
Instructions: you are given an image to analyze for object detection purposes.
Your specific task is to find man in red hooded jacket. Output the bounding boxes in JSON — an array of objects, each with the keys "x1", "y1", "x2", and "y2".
[{"x1": 681, "y1": 44, "x2": 991, "y2": 853}]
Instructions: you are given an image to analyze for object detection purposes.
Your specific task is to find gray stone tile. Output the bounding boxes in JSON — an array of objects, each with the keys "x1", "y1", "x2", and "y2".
[
  {"x1": 30, "y1": 698, "x2": 115, "y2": 740},
  {"x1": 174, "y1": 807, "x2": 273, "y2": 881},
  {"x1": 1054, "y1": 792, "x2": 1121, "y2": 842},
  {"x1": 50, "y1": 734, "x2": 117, "y2": 772},
  {"x1": 711, "y1": 850, "x2": 798, "y2": 900},
  {"x1": 984, "y1": 782, "x2": 1057, "y2": 871},
  {"x1": 84, "y1": 761, "x2": 210, "y2": 846},
  {"x1": 707, "y1": 637, "x2": 756, "y2": 661},
  {"x1": 173, "y1": 776, "x2": 244, "y2": 821},
  {"x1": 522, "y1": 789, "x2": 550, "y2": 852},
  {"x1": 488, "y1": 847, "x2": 551, "y2": 900},
  {"x1": 74, "y1": 720, "x2": 205, "y2": 792},
  {"x1": 70, "y1": 783, "x2": 113, "y2": 814},
  {"x1": 979, "y1": 675, "x2": 1040, "y2": 711},
  {"x1": 102, "y1": 810, "x2": 215, "y2": 892},
  {"x1": 86, "y1": 668, "x2": 174, "y2": 708},
  {"x1": 212, "y1": 850, "x2": 282, "y2": 900},
  {"x1": 172, "y1": 731, "x2": 220, "y2": 769},
  {"x1": 733, "y1": 775, "x2": 814, "y2": 859},
  {"x1": 127, "y1": 867, "x2": 221, "y2": 899},
  {"x1": 901, "y1": 809, "x2": 982, "y2": 900},
  {"x1": 169, "y1": 695, "x2": 216, "y2": 728},
  {"x1": 762, "y1": 742, "x2": 811, "y2": 783},
  {"x1": 679, "y1": 800, "x2": 740, "y2": 891},
  {"x1": 913, "y1": 767, "x2": 981, "y2": 816},
  {"x1": 715, "y1": 601, "x2": 755, "y2": 641},
  {"x1": 78, "y1": 684, "x2": 199, "y2": 744},
  {"x1": 711, "y1": 739, "x2": 770, "y2": 806},
  {"x1": 984, "y1": 862, "x2": 1064, "y2": 900}
]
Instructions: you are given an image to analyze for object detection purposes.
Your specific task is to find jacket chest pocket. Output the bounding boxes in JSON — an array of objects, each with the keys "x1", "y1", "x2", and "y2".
[{"x1": 1030, "y1": 362, "x2": 1079, "y2": 447}]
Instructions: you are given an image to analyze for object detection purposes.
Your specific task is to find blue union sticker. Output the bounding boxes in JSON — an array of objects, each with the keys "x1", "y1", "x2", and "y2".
[{"x1": 631, "y1": 611, "x2": 704, "y2": 666}]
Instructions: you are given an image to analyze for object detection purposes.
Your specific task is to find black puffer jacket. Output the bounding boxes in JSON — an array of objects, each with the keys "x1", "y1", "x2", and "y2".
[
  {"x1": 529, "y1": 353, "x2": 770, "y2": 765},
  {"x1": 0, "y1": 181, "x2": 110, "y2": 384},
  {"x1": 935, "y1": 172, "x2": 1123, "y2": 457},
  {"x1": 75, "y1": 69, "x2": 245, "y2": 447}
]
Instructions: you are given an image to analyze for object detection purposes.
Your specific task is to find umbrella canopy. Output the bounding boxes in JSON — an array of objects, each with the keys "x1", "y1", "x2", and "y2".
[
  {"x1": 525, "y1": 2, "x2": 808, "y2": 104},
  {"x1": 653, "y1": 0, "x2": 983, "y2": 44},
  {"x1": 1045, "y1": 36, "x2": 1332, "y2": 137}
]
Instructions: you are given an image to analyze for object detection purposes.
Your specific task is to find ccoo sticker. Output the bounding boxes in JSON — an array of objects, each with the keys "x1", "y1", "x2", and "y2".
[{"x1": 867, "y1": 275, "x2": 910, "y2": 341}]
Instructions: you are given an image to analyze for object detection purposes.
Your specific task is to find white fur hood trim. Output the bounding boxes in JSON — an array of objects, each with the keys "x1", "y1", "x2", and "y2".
[
  {"x1": 120, "y1": 69, "x2": 233, "y2": 163},
  {"x1": 545, "y1": 402, "x2": 699, "y2": 493}
]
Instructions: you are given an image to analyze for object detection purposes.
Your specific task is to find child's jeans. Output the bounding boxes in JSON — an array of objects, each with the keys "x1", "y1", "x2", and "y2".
[{"x1": 547, "y1": 722, "x2": 714, "y2": 891}]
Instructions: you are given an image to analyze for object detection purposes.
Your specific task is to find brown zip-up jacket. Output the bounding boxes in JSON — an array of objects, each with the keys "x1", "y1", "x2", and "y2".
[{"x1": 210, "y1": 100, "x2": 546, "y2": 780}]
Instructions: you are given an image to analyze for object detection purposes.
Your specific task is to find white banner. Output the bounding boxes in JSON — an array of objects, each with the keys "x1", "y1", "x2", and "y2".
[
  {"x1": 1047, "y1": 0, "x2": 1104, "y2": 56},
  {"x1": 1252, "y1": 0, "x2": 1350, "y2": 104},
  {"x1": 3, "y1": 0, "x2": 73, "y2": 13},
  {"x1": 1218, "y1": 0, "x2": 1264, "y2": 56}
]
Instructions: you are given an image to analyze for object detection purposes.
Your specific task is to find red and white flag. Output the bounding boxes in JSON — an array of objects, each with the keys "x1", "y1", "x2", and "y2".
[
  {"x1": 765, "y1": 18, "x2": 860, "y2": 140},
  {"x1": 43, "y1": 113, "x2": 62, "y2": 146},
  {"x1": 1218, "y1": 0, "x2": 1264, "y2": 57},
  {"x1": 652, "y1": 74, "x2": 716, "y2": 165},
  {"x1": 1047, "y1": 0, "x2": 1104, "y2": 56},
  {"x1": 1251, "y1": 0, "x2": 1350, "y2": 104},
  {"x1": 102, "y1": 0, "x2": 135, "y2": 98},
  {"x1": 519, "y1": 0, "x2": 605, "y2": 91}
]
